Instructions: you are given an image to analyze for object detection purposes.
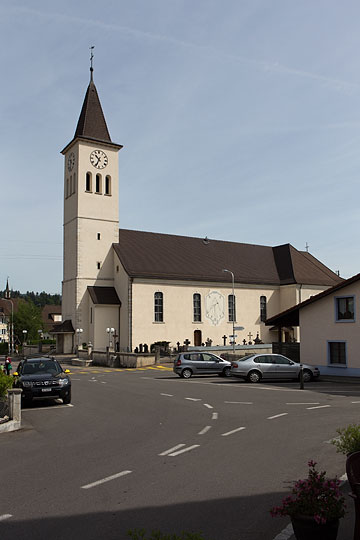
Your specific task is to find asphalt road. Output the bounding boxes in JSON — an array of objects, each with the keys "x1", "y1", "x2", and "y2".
[{"x1": 1, "y1": 365, "x2": 359, "y2": 540}]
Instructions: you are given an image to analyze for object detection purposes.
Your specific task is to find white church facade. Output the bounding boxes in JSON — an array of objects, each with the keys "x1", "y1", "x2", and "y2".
[{"x1": 53, "y1": 69, "x2": 342, "y2": 354}]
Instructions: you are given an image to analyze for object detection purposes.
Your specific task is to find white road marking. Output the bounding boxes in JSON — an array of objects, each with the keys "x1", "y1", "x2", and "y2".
[
  {"x1": 22, "y1": 404, "x2": 73, "y2": 411},
  {"x1": 159, "y1": 444, "x2": 185, "y2": 456},
  {"x1": 141, "y1": 377, "x2": 153, "y2": 379},
  {"x1": 221, "y1": 427, "x2": 246, "y2": 437},
  {"x1": 307, "y1": 405, "x2": 331, "y2": 410},
  {"x1": 101, "y1": 381, "x2": 107, "y2": 384},
  {"x1": 352, "y1": 401, "x2": 360, "y2": 404},
  {"x1": 224, "y1": 401, "x2": 253, "y2": 404},
  {"x1": 160, "y1": 393, "x2": 174, "y2": 397},
  {"x1": 198, "y1": 425, "x2": 212, "y2": 435},
  {"x1": 272, "y1": 522, "x2": 293, "y2": 540},
  {"x1": 267, "y1": 413, "x2": 288, "y2": 420},
  {"x1": 0, "y1": 515, "x2": 12, "y2": 521},
  {"x1": 168, "y1": 445, "x2": 200, "y2": 457},
  {"x1": 185, "y1": 397, "x2": 202, "y2": 401},
  {"x1": 81, "y1": 470, "x2": 132, "y2": 489},
  {"x1": 204, "y1": 403, "x2": 213, "y2": 409},
  {"x1": 212, "y1": 412, "x2": 218, "y2": 420},
  {"x1": 286, "y1": 402, "x2": 319, "y2": 405}
]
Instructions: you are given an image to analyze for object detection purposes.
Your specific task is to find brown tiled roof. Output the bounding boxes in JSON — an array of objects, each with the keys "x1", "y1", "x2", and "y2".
[
  {"x1": 113, "y1": 229, "x2": 342, "y2": 287},
  {"x1": 88, "y1": 286, "x2": 121, "y2": 305},
  {"x1": 41, "y1": 304, "x2": 62, "y2": 331},
  {"x1": 50, "y1": 319, "x2": 74, "y2": 334},
  {"x1": 75, "y1": 80, "x2": 111, "y2": 143},
  {"x1": 0, "y1": 298, "x2": 20, "y2": 316},
  {"x1": 266, "y1": 272, "x2": 360, "y2": 327}
]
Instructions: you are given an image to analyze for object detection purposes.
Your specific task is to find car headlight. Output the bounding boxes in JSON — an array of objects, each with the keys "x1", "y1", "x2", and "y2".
[
  {"x1": 22, "y1": 381, "x2": 34, "y2": 387},
  {"x1": 58, "y1": 378, "x2": 69, "y2": 386}
]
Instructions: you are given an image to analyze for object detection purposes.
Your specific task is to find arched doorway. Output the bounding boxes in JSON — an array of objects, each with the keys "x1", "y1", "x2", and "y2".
[{"x1": 194, "y1": 329, "x2": 202, "y2": 347}]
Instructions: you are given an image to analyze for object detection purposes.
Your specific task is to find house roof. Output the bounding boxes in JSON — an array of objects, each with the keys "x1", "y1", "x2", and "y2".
[
  {"x1": 41, "y1": 304, "x2": 62, "y2": 330},
  {"x1": 113, "y1": 229, "x2": 342, "y2": 287},
  {"x1": 265, "y1": 272, "x2": 360, "y2": 327},
  {"x1": 88, "y1": 286, "x2": 121, "y2": 305}
]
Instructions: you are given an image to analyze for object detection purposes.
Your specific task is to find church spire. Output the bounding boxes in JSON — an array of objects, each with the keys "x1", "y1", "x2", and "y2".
[
  {"x1": 5, "y1": 278, "x2": 10, "y2": 299},
  {"x1": 73, "y1": 47, "x2": 112, "y2": 143}
]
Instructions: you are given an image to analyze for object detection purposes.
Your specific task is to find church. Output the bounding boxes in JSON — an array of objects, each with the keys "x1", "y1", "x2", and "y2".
[{"x1": 53, "y1": 67, "x2": 342, "y2": 354}]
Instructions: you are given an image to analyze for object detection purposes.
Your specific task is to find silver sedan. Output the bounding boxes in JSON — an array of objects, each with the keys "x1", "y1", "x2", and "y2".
[{"x1": 230, "y1": 353, "x2": 319, "y2": 383}]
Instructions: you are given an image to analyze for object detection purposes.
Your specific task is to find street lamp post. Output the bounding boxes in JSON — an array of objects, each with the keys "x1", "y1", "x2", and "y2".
[
  {"x1": 1, "y1": 298, "x2": 14, "y2": 355},
  {"x1": 38, "y1": 329, "x2": 43, "y2": 352},
  {"x1": 76, "y1": 328, "x2": 83, "y2": 354},
  {"x1": 22, "y1": 330, "x2": 27, "y2": 357},
  {"x1": 106, "y1": 327, "x2": 115, "y2": 351},
  {"x1": 223, "y1": 269, "x2": 235, "y2": 354}
]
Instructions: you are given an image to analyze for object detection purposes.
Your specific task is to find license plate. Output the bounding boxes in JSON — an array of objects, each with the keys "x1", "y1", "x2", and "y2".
[{"x1": 42, "y1": 388, "x2": 52, "y2": 392}]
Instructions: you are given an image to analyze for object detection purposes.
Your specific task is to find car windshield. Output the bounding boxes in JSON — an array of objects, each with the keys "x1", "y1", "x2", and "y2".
[
  {"x1": 237, "y1": 355, "x2": 255, "y2": 362},
  {"x1": 22, "y1": 361, "x2": 62, "y2": 375}
]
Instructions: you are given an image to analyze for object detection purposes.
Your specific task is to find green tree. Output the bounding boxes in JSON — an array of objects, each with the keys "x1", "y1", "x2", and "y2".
[{"x1": 13, "y1": 299, "x2": 43, "y2": 344}]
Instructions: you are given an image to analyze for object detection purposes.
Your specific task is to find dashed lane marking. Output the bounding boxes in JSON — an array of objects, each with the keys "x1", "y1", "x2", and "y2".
[
  {"x1": 185, "y1": 397, "x2": 202, "y2": 401},
  {"x1": 0, "y1": 515, "x2": 12, "y2": 521},
  {"x1": 267, "y1": 413, "x2": 288, "y2": 420},
  {"x1": 212, "y1": 412, "x2": 218, "y2": 420},
  {"x1": 168, "y1": 445, "x2": 200, "y2": 457},
  {"x1": 204, "y1": 403, "x2": 213, "y2": 409},
  {"x1": 307, "y1": 405, "x2": 331, "y2": 410},
  {"x1": 221, "y1": 427, "x2": 246, "y2": 437},
  {"x1": 224, "y1": 401, "x2": 253, "y2": 404},
  {"x1": 159, "y1": 444, "x2": 185, "y2": 456},
  {"x1": 81, "y1": 470, "x2": 132, "y2": 489},
  {"x1": 198, "y1": 426, "x2": 212, "y2": 435},
  {"x1": 286, "y1": 402, "x2": 319, "y2": 405},
  {"x1": 160, "y1": 393, "x2": 174, "y2": 397}
]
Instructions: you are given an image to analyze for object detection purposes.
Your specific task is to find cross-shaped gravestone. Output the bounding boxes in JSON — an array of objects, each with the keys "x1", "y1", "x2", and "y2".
[{"x1": 222, "y1": 335, "x2": 227, "y2": 346}]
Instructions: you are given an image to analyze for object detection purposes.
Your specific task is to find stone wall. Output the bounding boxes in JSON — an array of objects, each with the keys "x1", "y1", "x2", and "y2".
[{"x1": 91, "y1": 351, "x2": 156, "y2": 368}]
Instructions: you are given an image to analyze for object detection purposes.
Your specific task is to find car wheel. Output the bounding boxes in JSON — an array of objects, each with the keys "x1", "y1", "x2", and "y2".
[
  {"x1": 302, "y1": 370, "x2": 313, "y2": 383},
  {"x1": 181, "y1": 368, "x2": 192, "y2": 379},
  {"x1": 63, "y1": 391, "x2": 71, "y2": 404},
  {"x1": 247, "y1": 370, "x2": 261, "y2": 383},
  {"x1": 222, "y1": 367, "x2": 231, "y2": 377}
]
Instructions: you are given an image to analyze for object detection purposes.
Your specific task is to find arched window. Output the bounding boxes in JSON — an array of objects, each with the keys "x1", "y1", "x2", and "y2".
[
  {"x1": 86, "y1": 172, "x2": 92, "y2": 192},
  {"x1": 260, "y1": 296, "x2": 267, "y2": 322},
  {"x1": 193, "y1": 293, "x2": 201, "y2": 322},
  {"x1": 105, "y1": 175, "x2": 111, "y2": 195},
  {"x1": 95, "y1": 174, "x2": 101, "y2": 193},
  {"x1": 228, "y1": 294, "x2": 236, "y2": 322},
  {"x1": 154, "y1": 292, "x2": 163, "y2": 322}
]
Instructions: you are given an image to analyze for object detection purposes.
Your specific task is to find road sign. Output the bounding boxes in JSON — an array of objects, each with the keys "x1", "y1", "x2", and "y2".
[{"x1": 234, "y1": 326, "x2": 244, "y2": 331}]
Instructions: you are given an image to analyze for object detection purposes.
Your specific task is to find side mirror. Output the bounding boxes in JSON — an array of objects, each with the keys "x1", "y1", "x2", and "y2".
[
  {"x1": 13, "y1": 372, "x2": 19, "y2": 376},
  {"x1": 64, "y1": 369, "x2": 70, "y2": 374}
]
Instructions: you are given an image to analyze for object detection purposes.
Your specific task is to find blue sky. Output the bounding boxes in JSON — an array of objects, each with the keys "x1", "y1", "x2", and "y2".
[{"x1": 2, "y1": 1, "x2": 360, "y2": 293}]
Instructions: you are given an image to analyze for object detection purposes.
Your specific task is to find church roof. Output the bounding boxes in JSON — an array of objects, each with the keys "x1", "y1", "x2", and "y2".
[
  {"x1": 88, "y1": 286, "x2": 121, "y2": 305},
  {"x1": 113, "y1": 229, "x2": 342, "y2": 287},
  {"x1": 74, "y1": 79, "x2": 111, "y2": 143}
]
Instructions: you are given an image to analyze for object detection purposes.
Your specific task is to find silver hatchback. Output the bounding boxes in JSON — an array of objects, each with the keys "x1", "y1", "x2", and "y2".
[
  {"x1": 174, "y1": 352, "x2": 231, "y2": 378},
  {"x1": 230, "y1": 353, "x2": 319, "y2": 383}
]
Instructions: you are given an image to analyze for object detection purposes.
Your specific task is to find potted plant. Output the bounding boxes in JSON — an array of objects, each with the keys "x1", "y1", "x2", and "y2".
[
  {"x1": 331, "y1": 424, "x2": 360, "y2": 456},
  {"x1": 270, "y1": 461, "x2": 346, "y2": 540}
]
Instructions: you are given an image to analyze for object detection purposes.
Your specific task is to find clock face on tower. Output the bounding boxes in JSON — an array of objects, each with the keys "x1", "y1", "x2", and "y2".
[
  {"x1": 67, "y1": 152, "x2": 75, "y2": 172},
  {"x1": 90, "y1": 149, "x2": 108, "y2": 169},
  {"x1": 205, "y1": 291, "x2": 225, "y2": 326}
]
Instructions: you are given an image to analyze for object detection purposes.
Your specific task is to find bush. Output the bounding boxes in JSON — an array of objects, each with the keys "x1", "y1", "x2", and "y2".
[
  {"x1": 332, "y1": 424, "x2": 360, "y2": 455},
  {"x1": 127, "y1": 530, "x2": 209, "y2": 540},
  {"x1": 0, "y1": 371, "x2": 14, "y2": 399}
]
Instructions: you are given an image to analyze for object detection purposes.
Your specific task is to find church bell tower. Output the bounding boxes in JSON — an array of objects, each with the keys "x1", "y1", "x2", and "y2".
[{"x1": 60, "y1": 57, "x2": 122, "y2": 353}]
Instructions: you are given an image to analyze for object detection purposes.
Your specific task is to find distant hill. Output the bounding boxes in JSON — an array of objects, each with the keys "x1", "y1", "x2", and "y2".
[{"x1": 0, "y1": 290, "x2": 61, "y2": 308}]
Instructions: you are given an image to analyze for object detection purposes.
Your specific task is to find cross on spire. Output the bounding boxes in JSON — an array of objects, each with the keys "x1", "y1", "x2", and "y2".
[{"x1": 90, "y1": 45, "x2": 95, "y2": 81}]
